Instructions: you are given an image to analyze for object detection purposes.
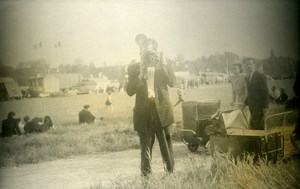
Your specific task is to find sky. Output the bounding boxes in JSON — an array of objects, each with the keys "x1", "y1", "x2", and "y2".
[{"x1": 0, "y1": 0, "x2": 299, "y2": 67}]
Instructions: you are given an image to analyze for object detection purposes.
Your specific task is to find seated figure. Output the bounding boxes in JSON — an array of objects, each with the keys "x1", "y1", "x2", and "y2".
[
  {"x1": 1, "y1": 111, "x2": 22, "y2": 137},
  {"x1": 23, "y1": 116, "x2": 54, "y2": 133},
  {"x1": 79, "y1": 105, "x2": 95, "y2": 124}
]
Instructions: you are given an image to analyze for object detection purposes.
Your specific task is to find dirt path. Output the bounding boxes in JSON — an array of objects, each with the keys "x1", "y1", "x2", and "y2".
[{"x1": 0, "y1": 143, "x2": 212, "y2": 189}]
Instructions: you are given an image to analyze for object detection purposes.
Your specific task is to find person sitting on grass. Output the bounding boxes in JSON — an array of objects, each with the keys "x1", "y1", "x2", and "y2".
[
  {"x1": 79, "y1": 105, "x2": 95, "y2": 124},
  {"x1": 23, "y1": 115, "x2": 55, "y2": 133},
  {"x1": 42, "y1": 115, "x2": 54, "y2": 131},
  {"x1": 1, "y1": 111, "x2": 22, "y2": 137},
  {"x1": 24, "y1": 116, "x2": 43, "y2": 134}
]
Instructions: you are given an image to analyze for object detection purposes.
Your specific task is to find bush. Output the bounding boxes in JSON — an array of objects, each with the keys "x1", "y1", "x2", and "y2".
[
  {"x1": 27, "y1": 87, "x2": 40, "y2": 98},
  {"x1": 50, "y1": 90, "x2": 66, "y2": 98}
]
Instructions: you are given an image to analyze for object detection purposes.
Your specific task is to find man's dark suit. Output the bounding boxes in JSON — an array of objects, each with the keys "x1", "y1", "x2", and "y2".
[
  {"x1": 244, "y1": 71, "x2": 269, "y2": 130},
  {"x1": 79, "y1": 109, "x2": 95, "y2": 124},
  {"x1": 2, "y1": 118, "x2": 22, "y2": 137},
  {"x1": 126, "y1": 62, "x2": 176, "y2": 176}
]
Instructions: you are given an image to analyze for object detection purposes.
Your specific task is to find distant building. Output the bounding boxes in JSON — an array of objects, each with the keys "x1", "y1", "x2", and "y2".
[{"x1": 29, "y1": 73, "x2": 80, "y2": 93}]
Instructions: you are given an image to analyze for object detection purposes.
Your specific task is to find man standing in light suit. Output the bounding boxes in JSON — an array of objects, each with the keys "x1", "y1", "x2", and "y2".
[{"x1": 244, "y1": 58, "x2": 269, "y2": 130}]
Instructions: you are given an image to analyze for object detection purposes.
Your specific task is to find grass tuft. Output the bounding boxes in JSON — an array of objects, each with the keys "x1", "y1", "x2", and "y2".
[
  {"x1": 0, "y1": 123, "x2": 139, "y2": 167},
  {"x1": 90, "y1": 152, "x2": 300, "y2": 189}
]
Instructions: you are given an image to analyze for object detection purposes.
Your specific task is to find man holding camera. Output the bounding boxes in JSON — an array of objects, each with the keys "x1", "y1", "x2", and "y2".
[{"x1": 126, "y1": 34, "x2": 176, "y2": 177}]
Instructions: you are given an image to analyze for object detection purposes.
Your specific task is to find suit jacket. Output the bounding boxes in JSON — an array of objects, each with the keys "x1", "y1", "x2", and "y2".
[
  {"x1": 2, "y1": 118, "x2": 22, "y2": 137},
  {"x1": 79, "y1": 109, "x2": 95, "y2": 124},
  {"x1": 244, "y1": 71, "x2": 269, "y2": 110},
  {"x1": 126, "y1": 63, "x2": 176, "y2": 133},
  {"x1": 24, "y1": 117, "x2": 44, "y2": 133}
]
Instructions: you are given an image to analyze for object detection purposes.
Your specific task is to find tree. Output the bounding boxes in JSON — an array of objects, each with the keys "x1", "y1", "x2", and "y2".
[
  {"x1": 0, "y1": 62, "x2": 14, "y2": 77},
  {"x1": 14, "y1": 59, "x2": 50, "y2": 85}
]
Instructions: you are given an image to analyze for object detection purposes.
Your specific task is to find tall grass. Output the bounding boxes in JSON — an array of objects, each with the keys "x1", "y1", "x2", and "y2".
[
  {"x1": 0, "y1": 122, "x2": 139, "y2": 167},
  {"x1": 90, "y1": 152, "x2": 300, "y2": 189}
]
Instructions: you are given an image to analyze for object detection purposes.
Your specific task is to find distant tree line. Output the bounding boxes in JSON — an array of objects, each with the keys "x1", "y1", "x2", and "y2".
[
  {"x1": 0, "y1": 49, "x2": 299, "y2": 86},
  {"x1": 170, "y1": 50, "x2": 299, "y2": 78},
  {"x1": 0, "y1": 59, "x2": 127, "y2": 86}
]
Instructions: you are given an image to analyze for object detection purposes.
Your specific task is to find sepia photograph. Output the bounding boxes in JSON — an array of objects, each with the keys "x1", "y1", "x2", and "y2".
[{"x1": 0, "y1": 0, "x2": 299, "y2": 188}]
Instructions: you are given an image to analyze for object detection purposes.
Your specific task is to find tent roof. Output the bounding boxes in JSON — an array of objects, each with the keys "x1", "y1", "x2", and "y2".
[{"x1": 0, "y1": 77, "x2": 15, "y2": 83}]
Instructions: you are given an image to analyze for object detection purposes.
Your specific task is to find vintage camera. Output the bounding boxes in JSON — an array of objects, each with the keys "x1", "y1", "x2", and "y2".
[{"x1": 142, "y1": 51, "x2": 160, "y2": 67}]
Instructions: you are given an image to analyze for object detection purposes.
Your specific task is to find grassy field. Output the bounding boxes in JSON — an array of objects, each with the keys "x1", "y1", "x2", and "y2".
[
  {"x1": 0, "y1": 80, "x2": 299, "y2": 188},
  {"x1": 0, "y1": 82, "x2": 298, "y2": 166}
]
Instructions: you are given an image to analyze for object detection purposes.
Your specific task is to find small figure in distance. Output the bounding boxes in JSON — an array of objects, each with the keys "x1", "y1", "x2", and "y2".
[
  {"x1": 79, "y1": 105, "x2": 96, "y2": 124},
  {"x1": 104, "y1": 91, "x2": 114, "y2": 112},
  {"x1": 1, "y1": 111, "x2": 22, "y2": 137},
  {"x1": 173, "y1": 85, "x2": 185, "y2": 107}
]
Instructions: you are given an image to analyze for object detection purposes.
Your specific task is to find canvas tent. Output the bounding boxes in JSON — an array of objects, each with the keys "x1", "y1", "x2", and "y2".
[{"x1": 0, "y1": 77, "x2": 22, "y2": 101}]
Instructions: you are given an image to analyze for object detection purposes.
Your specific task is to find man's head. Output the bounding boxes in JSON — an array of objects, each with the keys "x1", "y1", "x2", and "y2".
[
  {"x1": 243, "y1": 58, "x2": 256, "y2": 74},
  {"x1": 232, "y1": 63, "x2": 243, "y2": 74},
  {"x1": 135, "y1": 33, "x2": 147, "y2": 47},
  {"x1": 84, "y1": 105, "x2": 90, "y2": 109},
  {"x1": 7, "y1": 111, "x2": 15, "y2": 119},
  {"x1": 24, "y1": 116, "x2": 30, "y2": 123}
]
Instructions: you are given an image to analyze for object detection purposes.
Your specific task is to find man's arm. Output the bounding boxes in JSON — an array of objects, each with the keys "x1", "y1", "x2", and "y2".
[
  {"x1": 126, "y1": 63, "x2": 144, "y2": 96},
  {"x1": 126, "y1": 75, "x2": 144, "y2": 97},
  {"x1": 260, "y1": 74, "x2": 269, "y2": 109}
]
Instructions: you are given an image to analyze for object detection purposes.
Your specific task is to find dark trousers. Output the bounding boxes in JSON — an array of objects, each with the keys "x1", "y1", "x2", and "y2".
[
  {"x1": 138, "y1": 102, "x2": 174, "y2": 176},
  {"x1": 249, "y1": 109, "x2": 265, "y2": 130}
]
